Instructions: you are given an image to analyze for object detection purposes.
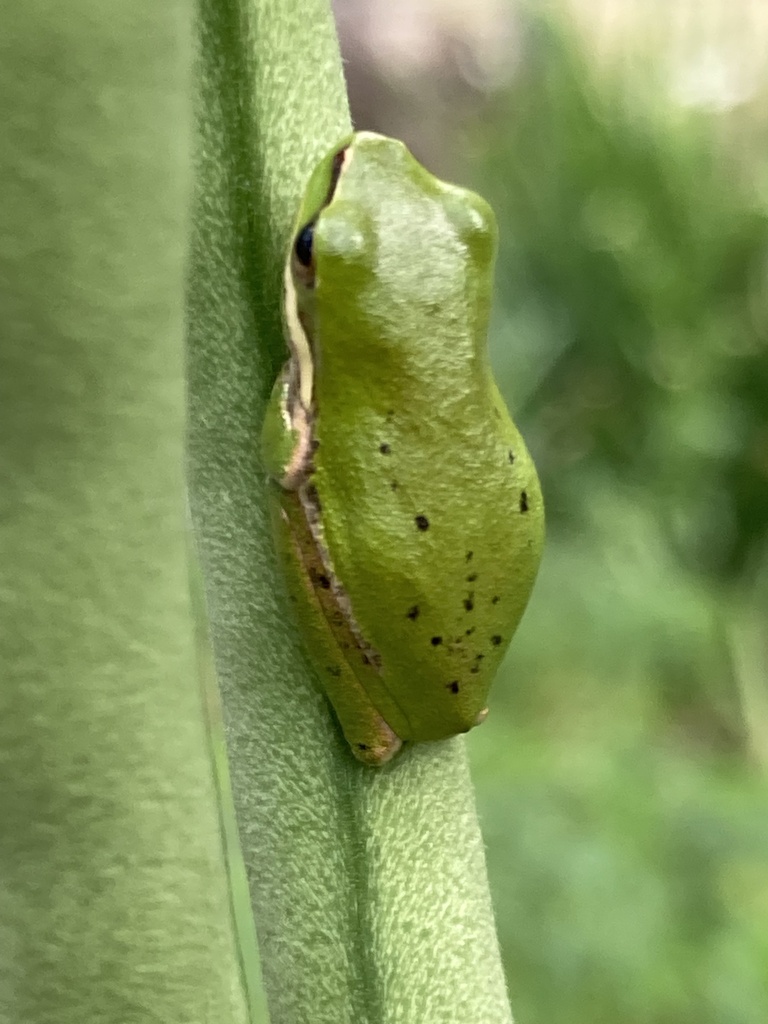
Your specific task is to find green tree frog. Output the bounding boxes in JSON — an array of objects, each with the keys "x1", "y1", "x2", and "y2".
[{"x1": 261, "y1": 131, "x2": 544, "y2": 765}]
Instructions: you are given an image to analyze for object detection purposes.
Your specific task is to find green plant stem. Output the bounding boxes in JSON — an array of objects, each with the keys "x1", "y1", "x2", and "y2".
[
  {"x1": 0, "y1": 3, "x2": 248, "y2": 1022},
  {"x1": 187, "y1": 1, "x2": 514, "y2": 1021}
]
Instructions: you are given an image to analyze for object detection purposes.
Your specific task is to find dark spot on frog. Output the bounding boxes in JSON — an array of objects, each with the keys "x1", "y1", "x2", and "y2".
[
  {"x1": 465, "y1": 550, "x2": 474, "y2": 562},
  {"x1": 466, "y1": 572, "x2": 478, "y2": 583},
  {"x1": 464, "y1": 595, "x2": 475, "y2": 612},
  {"x1": 508, "y1": 450, "x2": 515, "y2": 464},
  {"x1": 415, "y1": 514, "x2": 430, "y2": 531},
  {"x1": 430, "y1": 636, "x2": 443, "y2": 646},
  {"x1": 311, "y1": 438, "x2": 321, "y2": 453},
  {"x1": 406, "y1": 605, "x2": 420, "y2": 620},
  {"x1": 357, "y1": 743, "x2": 369, "y2": 751},
  {"x1": 326, "y1": 665, "x2": 342, "y2": 677},
  {"x1": 465, "y1": 626, "x2": 476, "y2": 636},
  {"x1": 390, "y1": 480, "x2": 399, "y2": 491},
  {"x1": 386, "y1": 409, "x2": 395, "y2": 420},
  {"x1": 491, "y1": 595, "x2": 500, "y2": 605},
  {"x1": 379, "y1": 442, "x2": 391, "y2": 455},
  {"x1": 520, "y1": 490, "x2": 529, "y2": 513},
  {"x1": 309, "y1": 567, "x2": 331, "y2": 589},
  {"x1": 491, "y1": 635, "x2": 503, "y2": 646},
  {"x1": 470, "y1": 666, "x2": 480, "y2": 674},
  {"x1": 475, "y1": 653, "x2": 485, "y2": 662},
  {"x1": 446, "y1": 681, "x2": 460, "y2": 694},
  {"x1": 362, "y1": 651, "x2": 383, "y2": 668}
]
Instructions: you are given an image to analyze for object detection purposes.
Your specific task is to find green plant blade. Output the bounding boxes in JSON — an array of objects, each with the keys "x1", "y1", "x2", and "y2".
[{"x1": 0, "y1": 3, "x2": 249, "y2": 1021}]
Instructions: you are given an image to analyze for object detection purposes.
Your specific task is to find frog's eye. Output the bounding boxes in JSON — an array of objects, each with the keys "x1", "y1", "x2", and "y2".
[{"x1": 294, "y1": 221, "x2": 315, "y2": 268}]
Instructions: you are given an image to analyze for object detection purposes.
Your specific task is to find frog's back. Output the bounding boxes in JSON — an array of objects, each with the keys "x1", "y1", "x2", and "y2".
[
  {"x1": 312, "y1": 372, "x2": 542, "y2": 741},
  {"x1": 310, "y1": 133, "x2": 543, "y2": 741}
]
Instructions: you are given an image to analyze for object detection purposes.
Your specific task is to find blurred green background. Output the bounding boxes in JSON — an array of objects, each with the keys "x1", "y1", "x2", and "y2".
[{"x1": 332, "y1": 1, "x2": 768, "y2": 1022}]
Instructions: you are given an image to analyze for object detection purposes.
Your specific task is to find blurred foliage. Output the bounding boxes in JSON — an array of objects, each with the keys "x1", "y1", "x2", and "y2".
[
  {"x1": 458, "y1": 12, "x2": 768, "y2": 1024},
  {"x1": 481, "y1": 16, "x2": 768, "y2": 582}
]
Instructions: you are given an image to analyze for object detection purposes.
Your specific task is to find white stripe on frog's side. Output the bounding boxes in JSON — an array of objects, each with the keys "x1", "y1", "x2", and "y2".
[
  {"x1": 283, "y1": 260, "x2": 313, "y2": 414},
  {"x1": 279, "y1": 145, "x2": 355, "y2": 490},
  {"x1": 279, "y1": 263, "x2": 314, "y2": 491}
]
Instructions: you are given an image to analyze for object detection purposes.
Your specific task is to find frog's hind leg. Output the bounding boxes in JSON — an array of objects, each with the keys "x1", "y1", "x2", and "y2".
[{"x1": 271, "y1": 495, "x2": 402, "y2": 766}]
